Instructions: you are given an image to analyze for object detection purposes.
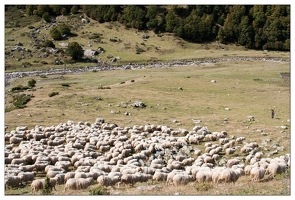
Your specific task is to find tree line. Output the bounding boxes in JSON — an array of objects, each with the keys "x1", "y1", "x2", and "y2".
[{"x1": 8, "y1": 5, "x2": 290, "y2": 51}]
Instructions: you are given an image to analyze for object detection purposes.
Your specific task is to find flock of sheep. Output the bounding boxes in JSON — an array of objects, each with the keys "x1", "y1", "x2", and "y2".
[{"x1": 4, "y1": 117, "x2": 290, "y2": 194}]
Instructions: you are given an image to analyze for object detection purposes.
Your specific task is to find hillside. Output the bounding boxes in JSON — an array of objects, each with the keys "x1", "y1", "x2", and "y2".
[
  {"x1": 4, "y1": 5, "x2": 291, "y2": 196},
  {"x1": 4, "y1": 5, "x2": 290, "y2": 73}
]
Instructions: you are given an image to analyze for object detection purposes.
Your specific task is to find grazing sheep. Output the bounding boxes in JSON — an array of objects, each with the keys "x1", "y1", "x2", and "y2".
[
  {"x1": 152, "y1": 172, "x2": 168, "y2": 182},
  {"x1": 250, "y1": 166, "x2": 265, "y2": 182},
  {"x1": 64, "y1": 178, "x2": 79, "y2": 191},
  {"x1": 225, "y1": 147, "x2": 236, "y2": 155},
  {"x1": 265, "y1": 162, "x2": 287, "y2": 178},
  {"x1": 97, "y1": 175, "x2": 114, "y2": 187},
  {"x1": 31, "y1": 179, "x2": 45, "y2": 194},
  {"x1": 195, "y1": 169, "x2": 213, "y2": 183},
  {"x1": 18, "y1": 172, "x2": 35, "y2": 184},
  {"x1": 172, "y1": 173, "x2": 194, "y2": 186},
  {"x1": 227, "y1": 158, "x2": 240, "y2": 168},
  {"x1": 64, "y1": 172, "x2": 76, "y2": 182},
  {"x1": 217, "y1": 168, "x2": 240, "y2": 184},
  {"x1": 5, "y1": 176, "x2": 23, "y2": 188}
]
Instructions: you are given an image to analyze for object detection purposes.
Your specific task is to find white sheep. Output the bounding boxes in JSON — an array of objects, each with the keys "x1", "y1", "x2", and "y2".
[
  {"x1": 31, "y1": 179, "x2": 45, "y2": 194},
  {"x1": 152, "y1": 171, "x2": 168, "y2": 182},
  {"x1": 173, "y1": 173, "x2": 194, "y2": 186},
  {"x1": 250, "y1": 166, "x2": 265, "y2": 182},
  {"x1": 195, "y1": 169, "x2": 212, "y2": 183},
  {"x1": 5, "y1": 176, "x2": 23, "y2": 188}
]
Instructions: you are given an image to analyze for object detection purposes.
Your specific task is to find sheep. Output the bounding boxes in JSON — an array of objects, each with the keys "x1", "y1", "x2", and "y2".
[
  {"x1": 219, "y1": 138, "x2": 229, "y2": 145},
  {"x1": 11, "y1": 158, "x2": 26, "y2": 165},
  {"x1": 236, "y1": 136, "x2": 245, "y2": 144},
  {"x1": 225, "y1": 147, "x2": 236, "y2": 155},
  {"x1": 55, "y1": 173, "x2": 65, "y2": 184},
  {"x1": 227, "y1": 158, "x2": 240, "y2": 168},
  {"x1": 31, "y1": 179, "x2": 45, "y2": 194},
  {"x1": 195, "y1": 169, "x2": 213, "y2": 183},
  {"x1": 172, "y1": 173, "x2": 194, "y2": 186},
  {"x1": 212, "y1": 167, "x2": 225, "y2": 184},
  {"x1": 48, "y1": 176, "x2": 60, "y2": 191},
  {"x1": 265, "y1": 162, "x2": 287, "y2": 178},
  {"x1": 19, "y1": 165, "x2": 35, "y2": 172},
  {"x1": 47, "y1": 170, "x2": 64, "y2": 178},
  {"x1": 217, "y1": 168, "x2": 240, "y2": 184},
  {"x1": 250, "y1": 166, "x2": 265, "y2": 182},
  {"x1": 152, "y1": 172, "x2": 168, "y2": 182},
  {"x1": 5, "y1": 176, "x2": 23, "y2": 188},
  {"x1": 254, "y1": 152, "x2": 263, "y2": 160},
  {"x1": 9, "y1": 136, "x2": 23, "y2": 144},
  {"x1": 119, "y1": 174, "x2": 138, "y2": 187},
  {"x1": 18, "y1": 172, "x2": 35, "y2": 184},
  {"x1": 64, "y1": 178, "x2": 79, "y2": 191}
]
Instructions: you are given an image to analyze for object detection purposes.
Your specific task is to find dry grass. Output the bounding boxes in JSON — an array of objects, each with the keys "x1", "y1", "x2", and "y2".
[{"x1": 4, "y1": 11, "x2": 291, "y2": 196}]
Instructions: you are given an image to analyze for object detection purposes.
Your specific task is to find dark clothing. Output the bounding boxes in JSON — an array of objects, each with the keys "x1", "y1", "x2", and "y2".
[{"x1": 271, "y1": 110, "x2": 275, "y2": 118}]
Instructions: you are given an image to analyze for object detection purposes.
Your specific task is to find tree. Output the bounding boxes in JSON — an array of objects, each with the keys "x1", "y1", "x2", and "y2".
[
  {"x1": 42, "y1": 12, "x2": 51, "y2": 23},
  {"x1": 61, "y1": 7, "x2": 68, "y2": 16},
  {"x1": 42, "y1": 40, "x2": 55, "y2": 48},
  {"x1": 66, "y1": 42, "x2": 84, "y2": 60},
  {"x1": 71, "y1": 5, "x2": 79, "y2": 14},
  {"x1": 50, "y1": 27, "x2": 62, "y2": 40},
  {"x1": 28, "y1": 79, "x2": 36, "y2": 88},
  {"x1": 122, "y1": 5, "x2": 146, "y2": 30},
  {"x1": 58, "y1": 23, "x2": 71, "y2": 35},
  {"x1": 26, "y1": 5, "x2": 34, "y2": 16}
]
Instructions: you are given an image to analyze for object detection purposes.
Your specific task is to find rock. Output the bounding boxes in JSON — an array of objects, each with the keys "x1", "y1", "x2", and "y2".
[
  {"x1": 95, "y1": 118, "x2": 105, "y2": 124},
  {"x1": 211, "y1": 80, "x2": 216, "y2": 83},
  {"x1": 225, "y1": 107, "x2": 230, "y2": 111},
  {"x1": 131, "y1": 101, "x2": 146, "y2": 108},
  {"x1": 280, "y1": 126, "x2": 287, "y2": 129}
]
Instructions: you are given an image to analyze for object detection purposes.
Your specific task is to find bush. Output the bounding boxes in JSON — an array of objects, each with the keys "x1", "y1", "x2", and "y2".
[
  {"x1": 41, "y1": 177, "x2": 52, "y2": 195},
  {"x1": 41, "y1": 40, "x2": 55, "y2": 48},
  {"x1": 13, "y1": 94, "x2": 32, "y2": 108},
  {"x1": 11, "y1": 85, "x2": 30, "y2": 92},
  {"x1": 48, "y1": 92, "x2": 59, "y2": 97},
  {"x1": 28, "y1": 79, "x2": 36, "y2": 88},
  {"x1": 194, "y1": 182, "x2": 214, "y2": 191},
  {"x1": 89, "y1": 186, "x2": 110, "y2": 195},
  {"x1": 61, "y1": 83, "x2": 70, "y2": 87},
  {"x1": 98, "y1": 85, "x2": 111, "y2": 89},
  {"x1": 40, "y1": 75, "x2": 47, "y2": 78}
]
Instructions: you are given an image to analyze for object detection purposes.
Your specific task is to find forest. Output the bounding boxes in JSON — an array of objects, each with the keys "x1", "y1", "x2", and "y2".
[{"x1": 6, "y1": 5, "x2": 290, "y2": 51}]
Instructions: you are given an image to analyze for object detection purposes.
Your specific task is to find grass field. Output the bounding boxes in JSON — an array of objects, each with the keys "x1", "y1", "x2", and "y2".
[{"x1": 4, "y1": 9, "x2": 291, "y2": 196}]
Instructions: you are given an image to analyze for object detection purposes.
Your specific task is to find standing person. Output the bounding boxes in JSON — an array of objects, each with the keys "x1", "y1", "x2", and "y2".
[{"x1": 271, "y1": 109, "x2": 275, "y2": 119}]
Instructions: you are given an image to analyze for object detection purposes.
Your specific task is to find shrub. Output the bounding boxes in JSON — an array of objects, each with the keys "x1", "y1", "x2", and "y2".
[
  {"x1": 48, "y1": 92, "x2": 59, "y2": 97},
  {"x1": 40, "y1": 75, "x2": 47, "y2": 78},
  {"x1": 40, "y1": 61, "x2": 48, "y2": 64},
  {"x1": 89, "y1": 186, "x2": 110, "y2": 195},
  {"x1": 61, "y1": 83, "x2": 70, "y2": 87},
  {"x1": 11, "y1": 85, "x2": 30, "y2": 92},
  {"x1": 194, "y1": 182, "x2": 214, "y2": 192},
  {"x1": 28, "y1": 79, "x2": 36, "y2": 88},
  {"x1": 41, "y1": 177, "x2": 52, "y2": 195},
  {"x1": 98, "y1": 85, "x2": 111, "y2": 89},
  {"x1": 12, "y1": 94, "x2": 32, "y2": 108},
  {"x1": 41, "y1": 40, "x2": 55, "y2": 48}
]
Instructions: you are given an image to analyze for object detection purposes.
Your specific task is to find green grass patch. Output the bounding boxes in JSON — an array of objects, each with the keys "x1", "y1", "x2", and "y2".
[
  {"x1": 48, "y1": 92, "x2": 59, "y2": 97},
  {"x1": 88, "y1": 186, "x2": 110, "y2": 195},
  {"x1": 12, "y1": 94, "x2": 32, "y2": 108}
]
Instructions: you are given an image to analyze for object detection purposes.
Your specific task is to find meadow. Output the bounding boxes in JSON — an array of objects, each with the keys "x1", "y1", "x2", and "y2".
[{"x1": 4, "y1": 11, "x2": 291, "y2": 196}]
